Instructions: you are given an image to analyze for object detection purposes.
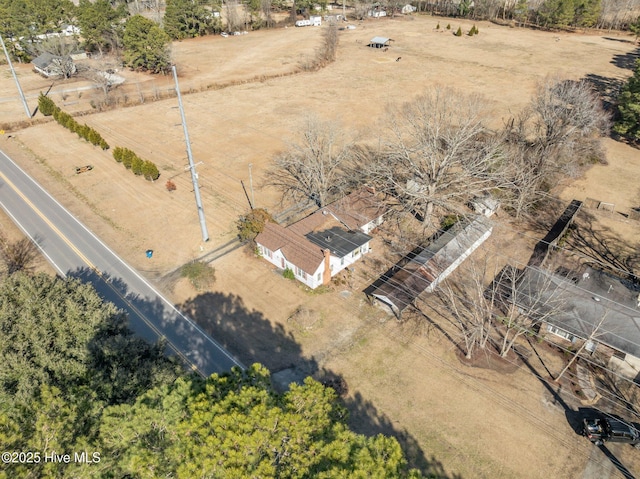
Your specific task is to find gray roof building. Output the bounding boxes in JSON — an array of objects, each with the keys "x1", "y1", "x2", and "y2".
[
  {"x1": 518, "y1": 266, "x2": 640, "y2": 359},
  {"x1": 367, "y1": 216, "x2": 493, "y2": 318}
]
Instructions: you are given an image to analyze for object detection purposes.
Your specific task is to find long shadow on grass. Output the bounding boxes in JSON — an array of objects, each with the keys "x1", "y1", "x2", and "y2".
[
  {"x1": 611, "y1": 47, "x2": 640, "y2": 70},
  {"x1": 179, "y1": 290, "x2": 458, "y2": 477},
  {"x1": 584, "y1": 73, "x2": 625, "y2": 112},
  {"x1": 69, "y1": 265, "x2": 455, "y2": 475},
  {"x1": 348, "y1": 390, "x2": 461, "y2": 478}
]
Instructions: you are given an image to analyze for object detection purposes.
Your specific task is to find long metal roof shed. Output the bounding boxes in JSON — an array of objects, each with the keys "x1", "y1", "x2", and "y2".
[{"x1": 366, "y1": 216, "x2": 493, "y2": 318}]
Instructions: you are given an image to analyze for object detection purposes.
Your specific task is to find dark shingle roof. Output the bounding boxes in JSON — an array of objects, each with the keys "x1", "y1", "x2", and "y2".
[{"x1": 306, "y1": 226, "x2": 372, "y2": 258}]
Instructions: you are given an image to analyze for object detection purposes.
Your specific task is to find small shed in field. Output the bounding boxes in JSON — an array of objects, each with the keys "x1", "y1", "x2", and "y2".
[{"x1": 368, "y1": 36, "x2": 392, "y2": 48}]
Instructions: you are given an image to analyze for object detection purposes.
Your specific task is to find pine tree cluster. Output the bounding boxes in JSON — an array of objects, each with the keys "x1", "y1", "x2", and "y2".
[
  {"x1": 113, "y1": 147, "x2": 160, "y2": 181},
  {"x1": 38, "y1": 94, "x2": 109, "y2": 150}
]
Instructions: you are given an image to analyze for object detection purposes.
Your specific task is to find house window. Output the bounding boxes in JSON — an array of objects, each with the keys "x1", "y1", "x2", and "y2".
[
  {"x1": 352, "y1": 248, "x2": 360, "y2": 258},
  {"x1": 547, "y1": 324, "x2": 576, "y2": 343},
  {"x1": 317, "y1": 272, "x2": 321, "y2": 282},
  {"x1": 613, "y1": 349, "x2": 626, "y2": 360},
  {"x1": 262, "y1": 247, "x2": 272, "y2": 258},
  {"x1": 295, "y1": 266, "x2": 306, "y2": 280},
  {"x1": 341, "y1": 257, "x2": 345, "y2": 266}
]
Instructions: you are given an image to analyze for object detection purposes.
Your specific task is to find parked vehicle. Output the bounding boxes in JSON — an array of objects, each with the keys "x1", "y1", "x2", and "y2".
[
  {"x1": 583, "y1": 416, "x2": 640, "y2": 447},
  {"x1": 74, "y1": 165, "x2": 93, "y2": 174}
]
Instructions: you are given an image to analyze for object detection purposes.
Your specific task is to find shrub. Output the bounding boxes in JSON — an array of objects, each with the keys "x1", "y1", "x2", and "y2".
[
  {"x1": 87, "y1": 128, "x2": 100, "y2": 145},
  {"x1": 455, "y1": 27, "x2": 462, "y2": 36},
  {"x1": 113, "y1": 147, "x2": 124, "y2": 162},
  {"x1": 165, "y1": 180, "x2": 177, "y2": 191},
  {"x1": 236, "y1": 208, "x2": 275, "y2": 241},
  {"x1": 446, "y1": 23, "x2": 451, "y2": 29},
  {"x1": 99, "y1": 139, "x2": 110, "y2": 150},
  {"x1": 131, "y1": 156, "x2": 143, "y2": 175},
  {"x1": 38, "y1": 93, "x2": 57, "y2": 116},
  {"x1": 77, "y1": 124, "x2": 91, "y2": 140},
  {"x1": 436, "y1": 23, "x2": 440, "y2": 29},
  {"x1": 142, "y1": 161, "x2": 160, "y2": 181},
  {"x1": 180, "y1": 261, "x2": 216, "y2": 291},
  {"x1": 122, "y1": 149, "x2": 134, "y2": 169},
  {"x1": 283, "y1": 267, "x2": 295, "y2": 280}
]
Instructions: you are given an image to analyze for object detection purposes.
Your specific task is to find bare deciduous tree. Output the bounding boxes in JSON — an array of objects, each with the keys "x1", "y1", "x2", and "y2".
[
  {"x1": 434, "y1": 257, "x2": 499, "y2": 359},
  {"x1": 318, "y1": 21, "x2": 338, "y2": 64},
  {"x1": 529, "y1": 78, "x2": 610, "y2": 174},
  {"x1": 266, "y1": 116, "x2": 353, "y2": 207},
  {"x1": 494, "y1": 263, "x2": 569, "y2": 357},
  {"x1": 434, "y1": 255, "x2": 571, "y2": 360},
  {"x1": 376, "y1": 87, "x2": 508, "y2": 223},
  {"x1": 226, "y1": 0, "x2": 243, "y2": 31},
  {"x1": 500, "y1": 78, "x2": 610, "y2": 217},
  {"x1": 0, "y1": 232, "x2": 40, "y2": 275}
]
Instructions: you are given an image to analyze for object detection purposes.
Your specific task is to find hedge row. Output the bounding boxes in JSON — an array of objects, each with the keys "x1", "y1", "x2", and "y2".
[
  {"x1": 39, "y1": 93, "x2": 109, "y2": 150},
  {"x1": 112, "y1": 147, "x2": 160, "y2": 181}
]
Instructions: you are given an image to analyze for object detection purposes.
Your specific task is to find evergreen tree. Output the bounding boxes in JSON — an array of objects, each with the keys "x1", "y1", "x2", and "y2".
[
  {"x1": 614, "y1": 61, "x2": 640, "y2": 141},
  {"x1": 123, "y1": 15, "x2": 172, "y2": 74},
  {"x1": 76, "y1": 0, "x2": 127, "y2": 54},
  {"x1": 0, "y1": 273, "x2": 180, "y2": 478},
  {"x1": 122, "y1": 148, "x2": 134, "y2": 169},
  {"x1": 236, "y1": 208, "x2": 274, "y2": 241},
  {"x1": 0, "y1": 273, "x2": 179, "y2": 404},
  {"x1": 629, "y1": 15, "x2": 640, "y2": 42},
  {"x1": 141, "y1": 160, "x2": 160, "y2": 181},
  {"x1": 37, "y1": 93, "x2": 57, "y2": 116},
  {"x1": 164, "y1": 0, "x2": 221, "y2": 40},
  {"x1": 113, "y1": 146, "x2": 124, "y2": 162},
  {"x1": 131, "y1": 155, "x2": 143, "y2": 175},
  {"x1": 455, "y1": 26, "x2": 462, "y2": 36},
  {"x1": 99, "y1": 365, "x2": 421, "y2": 478}
]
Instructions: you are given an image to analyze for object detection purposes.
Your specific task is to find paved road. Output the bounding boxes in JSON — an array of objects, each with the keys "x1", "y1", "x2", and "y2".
[{"x1": 0, "y1": 148, "x2": 243, "y2": 376}]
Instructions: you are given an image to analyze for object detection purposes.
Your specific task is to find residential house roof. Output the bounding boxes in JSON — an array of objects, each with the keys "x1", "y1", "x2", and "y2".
[
  {"x1": 518, "y1": 266, "x2": 640, "y2": 358},
  {"x1": 306, "y1": 226, "x2": 372, "y2": 257},
  {"x1": 368, "y1": 216, "x2": 493, "y2": 316},
  {"x1": 325, "y1": 188, "x2": 387, "y2": 232},
  {"x1": 289, "y1": 187, "x2": 387, "y2": 236},
  {"x1": 256, "y1": 222, "x2": 325, "y2": 275},
  {"x1": 32, "y1": 52, "x2": 58, "y2": 70}
]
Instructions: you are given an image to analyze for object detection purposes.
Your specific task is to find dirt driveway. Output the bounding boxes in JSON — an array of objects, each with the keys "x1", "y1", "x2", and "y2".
[{"x1": 2, "y1": 15, "x2": 640, "y2": 478}]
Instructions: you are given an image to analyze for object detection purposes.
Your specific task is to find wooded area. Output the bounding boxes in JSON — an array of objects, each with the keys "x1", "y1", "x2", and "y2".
[{"x1": 0, "y1": 273, "x2": 420, "y2": 478}]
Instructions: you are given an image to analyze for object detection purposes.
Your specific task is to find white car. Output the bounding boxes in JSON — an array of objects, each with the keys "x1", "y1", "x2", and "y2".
[{"x1": 220, "y1": 32, "x2": 229, "y2": 37}]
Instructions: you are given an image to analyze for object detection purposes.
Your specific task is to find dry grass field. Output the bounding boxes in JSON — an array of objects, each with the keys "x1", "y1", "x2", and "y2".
[{"x1": 2, "y1": 15, "x2": 640, "y2": 478}]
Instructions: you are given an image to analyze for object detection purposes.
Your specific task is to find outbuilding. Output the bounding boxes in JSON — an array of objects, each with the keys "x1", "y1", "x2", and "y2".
[{"x1": 368, "y1": 36, "x2": 392, "y2": 48}]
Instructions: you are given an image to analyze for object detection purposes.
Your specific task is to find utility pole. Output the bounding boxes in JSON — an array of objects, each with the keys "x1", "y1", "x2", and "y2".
[
  {"x1": 248, "y1": 163, "x2": 255, "y2": 209},
  {"x1": 172, "y1": 65, "x2": 209, "y2": 242},
  {"x1": 0, "y1": 34, "x2": 31, "y2": 118}
]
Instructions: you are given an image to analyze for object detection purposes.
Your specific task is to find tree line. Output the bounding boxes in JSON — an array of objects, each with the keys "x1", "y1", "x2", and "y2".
[
  {"x1": 0, "y1": 271, "x2": 423, "y2": 478},
  {"x1": 4, "y1": 0, "x2": 640, "y2": 72},
  {"x1": 39, "y1": 93, "x2": 110, "y2": 150},
  {"x1": 267, "y1": 78, "x2": 610, "y2": 224}
]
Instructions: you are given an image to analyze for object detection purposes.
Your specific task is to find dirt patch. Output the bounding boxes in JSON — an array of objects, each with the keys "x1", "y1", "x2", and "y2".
[{"x1": 456, "y1": 343, "x2": 522, "y2": 374}]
